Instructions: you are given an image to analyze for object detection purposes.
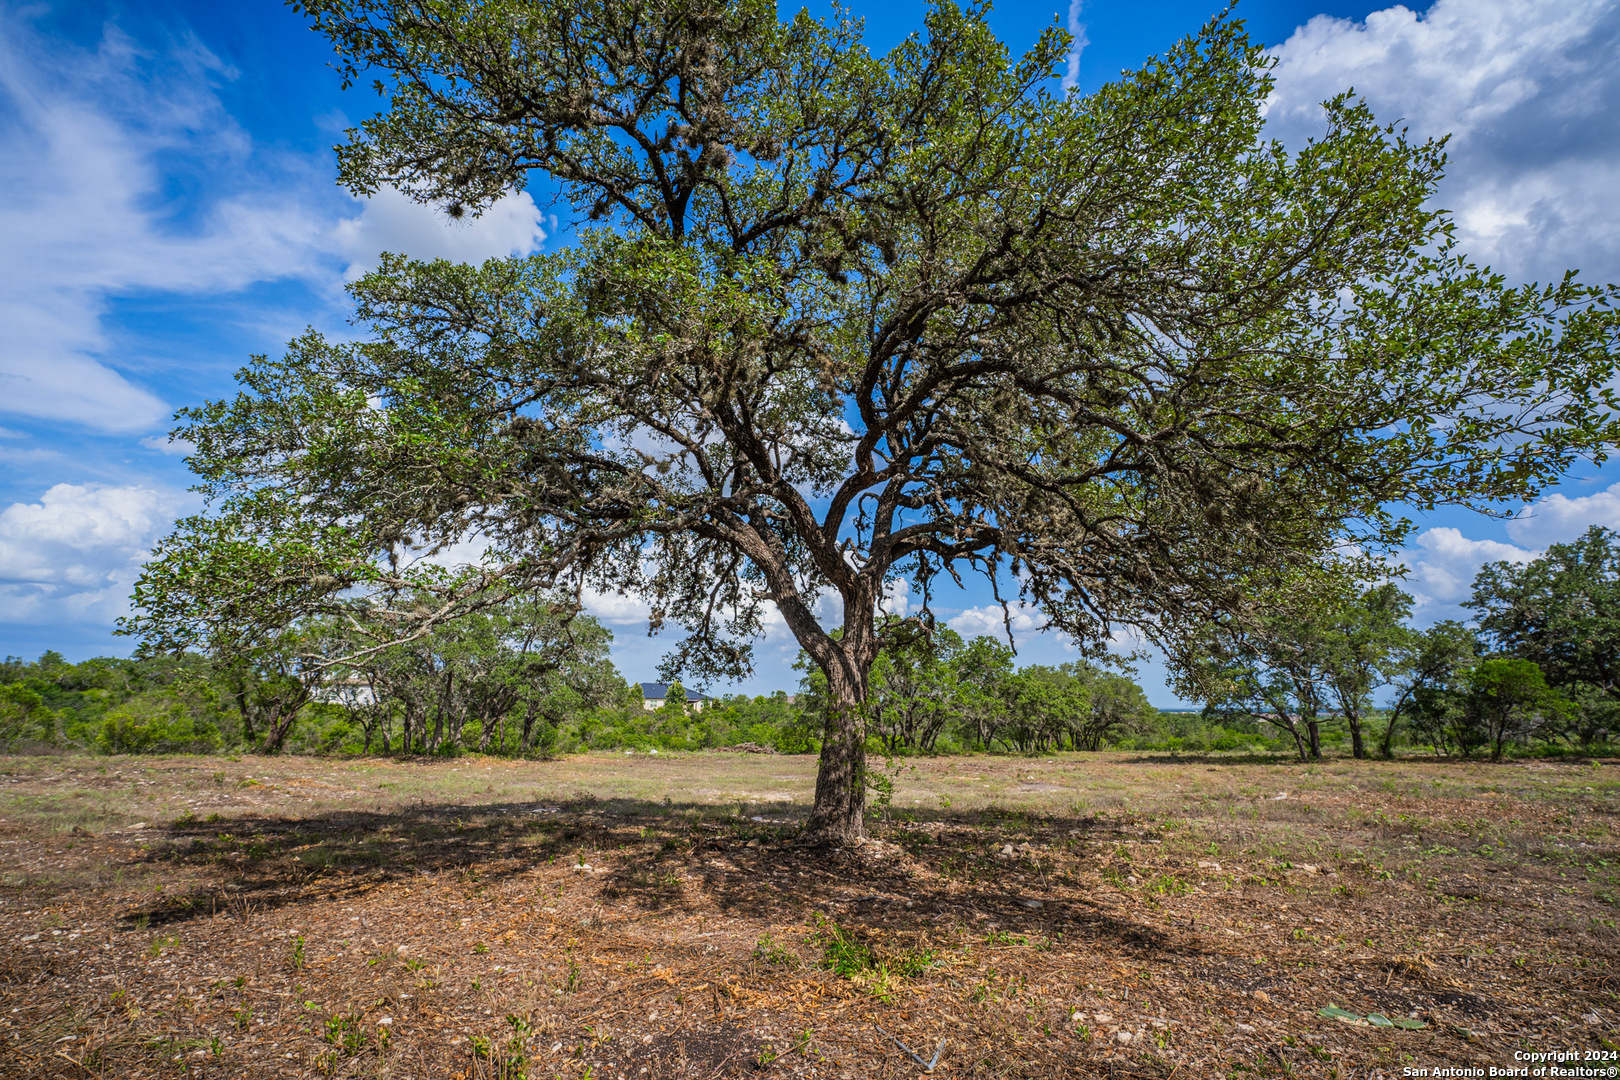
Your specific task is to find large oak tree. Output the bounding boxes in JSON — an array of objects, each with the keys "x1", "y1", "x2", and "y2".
[{"x1": 127, "y1": 0, "x2": 1619, "y2": 842}]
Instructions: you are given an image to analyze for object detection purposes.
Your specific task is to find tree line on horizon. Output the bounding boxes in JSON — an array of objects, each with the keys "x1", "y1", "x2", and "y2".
[
  {"x1": 1189, "y1": 525, "x2": 1618, "y2": 762},
  {"x1": 3, "y1": 525, "x2": 1615, "y2": 762}
]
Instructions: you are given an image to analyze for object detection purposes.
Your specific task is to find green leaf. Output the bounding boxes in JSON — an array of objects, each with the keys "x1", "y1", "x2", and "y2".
[
  {"x1": 1366, "y1": 1013, "x2": 1395, "y2": 1027},
  {"x1": 1318, "y1": 1007, "x2": 1362, "y2": 1021},
  {"x1": 1393, "y1": 1018, "x2": 1428, "y2": 1030}
]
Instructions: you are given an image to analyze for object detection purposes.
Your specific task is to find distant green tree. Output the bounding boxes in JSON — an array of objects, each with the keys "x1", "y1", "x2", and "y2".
[
  {"x1": 1185, "y1": 585, "x2": 1416, "y2": 759},
  {"x1": 96, "y1": 688, "x2": 231, "y2": 755},
  {"x1": 868, "y1": 624, "x2": 963, "y2": 754},
  {"x1": 1382, "y1": 620, "x2": 1479, "y2": 758},
  {"x1": 1323, "y1": 584, "x2": 1415, "y2": 759},
  {"x1": 215, "y1": 629, "x2": 320, "y2": 754},
  {"x1": 1463, "y1": 657, "x2": 1575, "y2": 762},
  {"x1": 998, "y1": 665, "x2": 1090, "y2": 753},
  {"x1": 1468, "y1": 526, "x2": 1620, "y2": 747},
  {"x1": 951, "y1": 637, "x2": 1015, "y2": 752},
  {"x1": 1180, "y1": 599, "x2": 1339, "y2": 760},
  {"x1": 1069, "y1": 664, "x2": 1158, "y2": 751},
  {"x1": 328, "y1": 588, "x2": 618, "y2": 755},
  {"x1": 0, "y1": 683, "x2": 57, "y2": 750}
]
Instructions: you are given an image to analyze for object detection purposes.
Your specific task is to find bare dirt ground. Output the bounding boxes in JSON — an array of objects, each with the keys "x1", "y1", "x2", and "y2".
[{"x1": 1, "y1": 750, "x2": 1616, "y2": 1079}]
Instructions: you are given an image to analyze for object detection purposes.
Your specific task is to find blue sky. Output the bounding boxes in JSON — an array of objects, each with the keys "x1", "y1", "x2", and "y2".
[{"x1": 2, "y1": 0, "x2": 1618, "y2": 702}]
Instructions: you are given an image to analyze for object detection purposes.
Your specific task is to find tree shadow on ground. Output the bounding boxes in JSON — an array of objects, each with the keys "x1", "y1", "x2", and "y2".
[{"x1": 119, "y1": 796, "x2": 1195, "y2": 959}]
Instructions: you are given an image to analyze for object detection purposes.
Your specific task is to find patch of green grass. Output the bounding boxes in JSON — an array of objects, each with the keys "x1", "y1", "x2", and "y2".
[{"x1": 752, "y1": 932, "x2": 801, "y2": 969}]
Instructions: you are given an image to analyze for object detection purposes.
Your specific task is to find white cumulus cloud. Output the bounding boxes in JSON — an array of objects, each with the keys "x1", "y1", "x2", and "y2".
[
  {"x1": 333, "y1": 187, "x2": 547, "y2": 280},
  {"x1": 1506, "y1": 481, "x2": 1620, "y2": 547},
  {"x1": 1394, "y1": 526, "x2": 1538, "y2": 611},
  {"x1": 581, "y1": 585, "x2": 654, "y2": 627},
  {"x1": 0, "y1": 483, "x2": 185, "y2": 624},
  {"x1": 949, "y1": 601, "x2": 1048, "y2": 640},
  {"x1": 1265, "y1": 0, "x2": 1620, "y2": 284}
]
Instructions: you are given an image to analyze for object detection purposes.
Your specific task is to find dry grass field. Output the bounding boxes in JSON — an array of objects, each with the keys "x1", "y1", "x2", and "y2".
[{"x1": 1, "y1": 750, "x2": 1616, "y2": 1079}]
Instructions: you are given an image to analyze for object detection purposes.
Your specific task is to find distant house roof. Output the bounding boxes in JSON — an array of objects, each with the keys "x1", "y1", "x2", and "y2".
[{"x1": 638, "y1": 682, "x2": 706, "y2": 702}]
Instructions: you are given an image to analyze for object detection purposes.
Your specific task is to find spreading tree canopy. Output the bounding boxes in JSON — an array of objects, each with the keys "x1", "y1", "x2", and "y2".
[{"x1": 125, "y1": 0, "x2": 1620, "y2": 841}]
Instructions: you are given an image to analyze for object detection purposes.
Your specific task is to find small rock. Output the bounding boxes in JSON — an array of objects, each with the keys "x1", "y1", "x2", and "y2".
[
  {"x1": 1126, "y1": 874, "x2": 1139, "y2": 884},
  {"x1": 377, "y1": 1016, "x2": 392, "y2": 1026},
  {"x1": 648, "y1": 749, "x2": 658, "y2": 754},
  {"x1": 1071, "y1": 1011, "x2": 1086, "y2": 1022},
  {"x1": 1021, "y1": 899, "x2": 1043, "y2": 910},
  {"x1": 1252, "y1": 990, "x2": 1270, "y2": 1004},
  {"x1": 1092, "y1": 1012, "x2": 1114, "y2": 1024},
  {"x1": 1197, "y1": 860, "x2": 1221, "y2": 871},
  {"x1": 1582, "y1": 1012, "x2": 1601, "y2": 1025},
  {"x1": 1299, "y1": 864, "x2": 1319, "y2": 874},
  {"x1": 1235, "y1": 1023, "x2": 1257, "y2": 1034},
  {"x1": 571, "y1": 863, "x2": 594, "y2": 872},
  {"x1": 1271, "y1": 792, "x2": 1288, "y2": 801},
  {"x1": 1115, "y1": 1031, "x2": 1134, "y2": 1045},
  {"x1": 1000, "y1": 843, "x2": 1015, "y2": 856}
]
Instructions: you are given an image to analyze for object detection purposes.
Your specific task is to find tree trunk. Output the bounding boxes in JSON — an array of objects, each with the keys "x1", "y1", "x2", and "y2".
[
  {"x1": 259, "y1": 705, "x2": 302, "y2": 753},
  {"x1": 521, "y1": 702, "x2": 537, "y2": 753},
  {"x1": 1347, "y1": 711, "x2": 1366, "y2": 759},
  {"x1": 230, "y1": 673, "x2": 257, "y2": 747},
  {"x1": 1378, "y1": 704, "x2": 1402, "y2": 759},
  {"x1": 1306, "y1": 716, "x2": 1322, "y2": 760},
  {"x1": 431, "y1": 672, "x2": 451, "y2": 754},
  {"x1": 800, "y1": 660, "x2": 869, "y2": 845}
]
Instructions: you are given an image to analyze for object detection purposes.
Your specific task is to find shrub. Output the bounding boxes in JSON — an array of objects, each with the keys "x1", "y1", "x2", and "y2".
[{"x1": 97, "y1": 693, "x2": 225, "y2": 754}]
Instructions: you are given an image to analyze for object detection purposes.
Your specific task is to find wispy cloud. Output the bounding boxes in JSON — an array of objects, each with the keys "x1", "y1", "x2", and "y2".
[
  {"x1": 1061, "y1": 0, "x2": 1089, "y2": 91},
  {"x1": 0, "y1": 12, "x2": 330, "y2": 432},
  {"x1": 0, "y1": 8, "x2": 546, "y2": 435}
]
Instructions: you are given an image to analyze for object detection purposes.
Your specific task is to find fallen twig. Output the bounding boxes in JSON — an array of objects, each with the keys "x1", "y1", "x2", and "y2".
[{"x1": 875, "y1": 1024, "x2": 944, "y2": 1072}]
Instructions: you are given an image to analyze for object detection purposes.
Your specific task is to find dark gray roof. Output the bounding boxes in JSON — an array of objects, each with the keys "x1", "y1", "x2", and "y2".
[{"x1": 638, "y1": 682, "x2": 706, "y2": 702}]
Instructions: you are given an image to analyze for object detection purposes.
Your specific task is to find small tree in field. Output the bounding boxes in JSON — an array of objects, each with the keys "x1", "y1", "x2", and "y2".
[
  {"x1": 1463, "y1": 658, "x2": 1573, "y2": 762},
  {"x1": 125, "y1": 0, "x2": 1619, "y2": 842}
]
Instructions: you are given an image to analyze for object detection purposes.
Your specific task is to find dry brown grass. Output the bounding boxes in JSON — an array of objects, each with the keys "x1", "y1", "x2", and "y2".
[{"x1": 1, "y1": 750, "x2": 1616, "y2": 1079}]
